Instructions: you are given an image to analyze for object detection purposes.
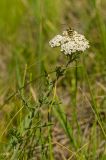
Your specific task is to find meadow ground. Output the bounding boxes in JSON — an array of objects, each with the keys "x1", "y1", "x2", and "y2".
[{"x1": 0, "y1": 0, "x2": 106, "y2": 159}]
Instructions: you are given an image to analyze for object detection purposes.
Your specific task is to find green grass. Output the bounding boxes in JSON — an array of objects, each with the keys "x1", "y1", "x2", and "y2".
[{"x1": 0, "y1": 0, "x2": 106, "y2": 159}]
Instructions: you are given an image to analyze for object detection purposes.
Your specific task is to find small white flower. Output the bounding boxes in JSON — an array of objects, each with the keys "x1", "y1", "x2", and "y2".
[
  {"x1": 49, "y1": 35, "x2": 63, "y2": 47},
  {"x1": 49, "y1": 29, "x2": 89, "y2": 55}
]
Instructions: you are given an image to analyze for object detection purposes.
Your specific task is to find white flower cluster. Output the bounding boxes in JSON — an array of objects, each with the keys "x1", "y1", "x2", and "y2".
[{"x1": 49, "y1": 30, "x2": 89, "y2": 55}]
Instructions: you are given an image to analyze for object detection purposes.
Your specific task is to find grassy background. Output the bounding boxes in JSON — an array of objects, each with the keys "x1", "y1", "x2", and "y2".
[{"x1": 0, "y1": 0, "x2": 106, "y2": 159}]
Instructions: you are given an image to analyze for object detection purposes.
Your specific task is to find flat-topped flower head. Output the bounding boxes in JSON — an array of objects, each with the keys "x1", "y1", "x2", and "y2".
[{"x1": 49, "y1": 28, "x2": 89, "y2": 55}]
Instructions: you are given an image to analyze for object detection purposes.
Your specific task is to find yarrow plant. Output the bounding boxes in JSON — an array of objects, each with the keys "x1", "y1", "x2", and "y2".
[
  {"x1": 49, "y1": 28, "x2": 89, "y2": 56},
  {"x1": 3, "y1": 28, "x2": 90, "y2": 160}
]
